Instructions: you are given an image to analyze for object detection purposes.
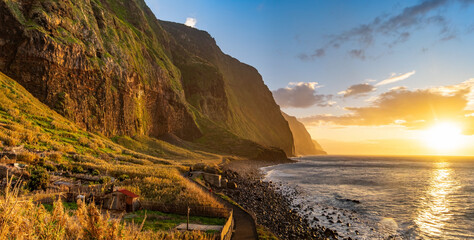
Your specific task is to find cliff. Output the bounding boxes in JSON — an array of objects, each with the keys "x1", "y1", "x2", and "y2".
[
  {"x1": 0, "y1": 0, "x2": 200, "y2": 141},
  {"x1": 0, "y1": 0, "x2": 293, "y2": 159},
  {"x1": 282, "y1": 112, "x2": 326, "y2": 155},
  {"x1": 159, "y1": 21, "x2": 294, "y2": 156}
]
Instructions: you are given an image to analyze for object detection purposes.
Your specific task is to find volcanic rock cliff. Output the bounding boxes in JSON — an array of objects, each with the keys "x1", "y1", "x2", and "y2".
[
  {"x1": 282, "y1": 112, "x2": 326, "y2": 155},
  {"x1": 0, "y1": 0, "x2": 294, "y2": 158}
]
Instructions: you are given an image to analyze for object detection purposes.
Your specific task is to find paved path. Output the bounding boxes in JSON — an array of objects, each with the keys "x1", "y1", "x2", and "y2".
[
  {"x1": 176, "y1": 223, "x2": 223, "y2": 231},
  {"x1": 228, "y1": 201, "x2": 258, "y2": 240},
  {"x1": 185, "y1": 175, "x2": 258, "y2": 240}
]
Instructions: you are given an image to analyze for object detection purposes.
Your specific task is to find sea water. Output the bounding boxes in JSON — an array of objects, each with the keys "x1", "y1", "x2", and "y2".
[{"x1": 262, "y1": 156, "x2": 474, "y2": 239}]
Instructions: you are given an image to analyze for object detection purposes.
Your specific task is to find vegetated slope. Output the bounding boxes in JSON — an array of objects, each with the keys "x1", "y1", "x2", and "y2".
[
  {"x1": 0, "y1": 0, "x2": 293, "y2": 159},
  {"x1": 160, "y1": 20, "x2": 295, "y2": 156},
  {"x1": 282, "y1": 112, "x2": 326, "y2": 156},
  {"x1": 0, "y1": 71, "x2": 222, "y2": 207},
  {"x1": 0, "y1": 0, "x2": 201, "y2": 141}
]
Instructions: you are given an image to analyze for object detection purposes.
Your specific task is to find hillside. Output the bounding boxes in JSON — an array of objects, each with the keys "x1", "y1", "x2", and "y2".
[
  {"x1": 0, "y1": 70, "x2": 225, "y2": 238},
  {"x1": 0, "y1": 70, "x2": 223, "y2": 204},
  {"x1": 159, "y1": 20, "x2": 294, "y2": 156},
  {"x1": 0, "y1": 0, "x2": 293, "y2": 159},
  {"x1": 282, "y1": 112, "x2": 326, "y2": 156}
]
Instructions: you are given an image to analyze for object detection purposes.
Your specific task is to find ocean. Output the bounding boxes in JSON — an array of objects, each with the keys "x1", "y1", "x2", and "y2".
[{"x1": 262, "y1": 156, "x2": 474, "y2": 239}]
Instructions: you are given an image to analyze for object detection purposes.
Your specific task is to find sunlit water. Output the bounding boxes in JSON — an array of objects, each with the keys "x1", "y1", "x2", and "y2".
[{"x1": 262, "y1": 156, "x2": 474, "y2": 239}]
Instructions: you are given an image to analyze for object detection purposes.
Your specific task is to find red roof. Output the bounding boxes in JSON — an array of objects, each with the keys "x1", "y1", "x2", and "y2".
[{"x1": 117, "y1": 189, "x2": 139, "y2": 198}]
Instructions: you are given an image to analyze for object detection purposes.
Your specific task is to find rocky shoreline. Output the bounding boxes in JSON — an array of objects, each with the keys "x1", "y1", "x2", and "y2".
[{"x1": 221, "y1": 160, "x2": 341, "y2": 240}]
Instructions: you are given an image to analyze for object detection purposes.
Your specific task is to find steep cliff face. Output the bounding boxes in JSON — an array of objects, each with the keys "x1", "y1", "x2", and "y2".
[
  {"x1": 0, "y1": 0, "x2": 201, "y2": 140},
  {"x1": 160, "y1": 21, "x2": 295, "y2": 156},
  {"x1": 282, "y1": 112, "x2": 326, "y2": 156},
  {"x1": 0, "y1": 0, "x2": 294, "y2": 159}
]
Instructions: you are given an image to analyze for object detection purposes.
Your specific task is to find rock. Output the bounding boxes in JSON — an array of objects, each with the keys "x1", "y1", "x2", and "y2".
[{"x1": 227, "y1": 181, "x2": 237, "y2": 189}]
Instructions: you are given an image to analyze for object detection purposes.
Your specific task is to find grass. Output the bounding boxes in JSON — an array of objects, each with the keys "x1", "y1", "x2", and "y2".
[
  {"x1": 43, "y1": 202, "x2": 78, "y2": 212},
  {"x1": 0, "y1": 71, "x2": 224, "y2": 209},
  {"x1": 0, "y1": 176, "x2": 217, "y2": 239},
  {"x1": 124, "y1": 210, "x2": 225, "y2": 232}
]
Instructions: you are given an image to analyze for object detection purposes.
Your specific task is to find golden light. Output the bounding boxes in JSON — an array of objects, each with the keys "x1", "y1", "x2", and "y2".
[{"x1": 421, "y1": 122, "x2": 464, "y2": 152}]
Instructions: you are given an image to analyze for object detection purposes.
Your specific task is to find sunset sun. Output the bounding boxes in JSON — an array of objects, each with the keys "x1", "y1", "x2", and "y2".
[{"x1": 422, "y1": 122, "x2": 464, "y2": 152}]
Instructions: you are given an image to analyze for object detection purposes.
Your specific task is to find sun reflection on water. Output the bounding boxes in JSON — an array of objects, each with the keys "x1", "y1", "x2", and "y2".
[{"x1": 414, "y1": 161, "x2": 459, "y2": 238}]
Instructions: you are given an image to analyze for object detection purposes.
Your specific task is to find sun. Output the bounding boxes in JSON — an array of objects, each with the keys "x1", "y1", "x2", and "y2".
[{"x1": 421, "y1": 122, "x2": 464, "y2": 152}]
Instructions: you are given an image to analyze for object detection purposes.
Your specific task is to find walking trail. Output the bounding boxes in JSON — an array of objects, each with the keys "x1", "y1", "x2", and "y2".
[{"x1": 186, "y1": 175, "x2": 258, "y2": 240}]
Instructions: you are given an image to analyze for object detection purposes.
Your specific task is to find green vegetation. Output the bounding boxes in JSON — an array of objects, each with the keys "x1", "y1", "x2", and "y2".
[
  {"x1": 43, "y1": 202, "x2": 78, "y2": 212},
  {"x1": 0, "y1": 0, "x2": 295, "y2": 237},
  {"x1": 0, "y1": 71, "x2": 225, "y2": 238},
  {"x1": 124, "y1": 210, "x2": 225, "y2": 232},
  {"x1": 0, "y1": 71, "x2": 223, "y2": 209},
  {"x1": 0, "y1": 179, "x2": 216, "y2": 239},
  {"x1": 27, "y1": 166, "x2": 50, "y2": 191}
]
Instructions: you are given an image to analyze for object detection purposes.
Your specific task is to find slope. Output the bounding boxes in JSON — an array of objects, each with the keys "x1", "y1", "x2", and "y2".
[
  {"x1": 0, "y1": 0, "x2": 293, "y2": 160},
  {"x1": 0, "y1": 70, "x2": 223, "y2": 207}
]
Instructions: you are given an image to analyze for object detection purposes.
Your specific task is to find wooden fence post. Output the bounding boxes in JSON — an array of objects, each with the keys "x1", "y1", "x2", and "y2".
[{"x1": 187, "y1": 205, "x2": 190, "y2": 231}]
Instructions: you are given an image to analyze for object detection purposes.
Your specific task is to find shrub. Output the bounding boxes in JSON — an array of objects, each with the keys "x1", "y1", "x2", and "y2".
[
  {"x1": 58, "y1": 163, "x2": 72, "y2": 172},
  {"x1": 98, "y1": 176, "x2": 111, "y2": 184},
  {"x1": 16, "y1": 151, "x2": 37, "y2": 163},
  {"x1": 7, "y1": 108, "x2": 20, "y2": 118},
  {"x1": 118, "y1": 174, "x2": 129, "y2": 181},
  {"x1": 27, "y1": 167, "x2": 50, "y2": 191},
  {"x1": 91, "y1": 169, "x2": 100, "y2": 176},
  {"x1": 49, "y1": 152, "x2": 63, "y2": 162},
  {"x1": 78, "y1": 137, "x2": 89, "y2": 146},
  {"x1": 44, "y1": 164, "x2": 58, "y2": 172},
  {"x1": 0, "y1": 133, "x2": 19, "y2": 146},
  {"x1": 72, "y1": 166, "x2": 84, "y2": 174},
  {"x1": 52, "y1": 143, "x2": 75, "y2": 153},
  {"x1": 20, "y1": 131, "x2": 37, "y2": 144}
]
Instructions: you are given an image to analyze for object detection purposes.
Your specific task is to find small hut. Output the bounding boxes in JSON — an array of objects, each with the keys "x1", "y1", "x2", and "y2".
[{"x1": 104, "y1": 189, "x2": 139, "y2": 212}]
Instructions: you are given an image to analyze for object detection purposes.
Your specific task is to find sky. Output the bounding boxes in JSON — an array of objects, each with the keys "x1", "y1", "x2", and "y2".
[{"x1": 145, "y1": 0, "x2": 474, "y2": 156}]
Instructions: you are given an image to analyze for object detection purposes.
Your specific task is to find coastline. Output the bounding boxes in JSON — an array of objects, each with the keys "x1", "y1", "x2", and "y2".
[{"x1": 221, "y1": 159, "x2": 340, "y2": 240}]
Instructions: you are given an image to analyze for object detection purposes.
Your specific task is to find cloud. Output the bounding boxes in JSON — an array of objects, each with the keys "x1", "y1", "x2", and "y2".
[
  {"x1": 300, "y1": 80, "x2": 474, "y2": 133},
  {"x1": 184, "y1": 17, "x2": 197, "y2": 28},
  {"x1": 348, "y1": 49, "x2": 366, "y2": 60},
  {"x1": 298, "y1": 48, "x2": 325, "y2": 61},
  {"x1": 376, "y1": 70, "x2": 416, "y2": 86},
  {"x1": 338, "y1": 83, "x2": 376, "y2": 98},
  {"x1": 300, "y1": 0, "x2": 473, "y2": 60},
  {"x1": 273, "y1": 82, "x2": 332, "y2": 108}
]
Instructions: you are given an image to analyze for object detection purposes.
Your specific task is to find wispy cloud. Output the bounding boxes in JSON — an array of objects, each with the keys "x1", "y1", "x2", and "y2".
[
  {"x1": 184, "y1": 17, "x2": 197, "y2": 28},
  {"x1": 348, "y1": 49, "x2": 366, "y2": 60},
  {"x1": 273, "y1": 82, "x2": 333, "y2": 108},
  {"x1": 298, "y1": 48, "x2": 325, "y2": 61},
  {"x1": 300, "y1": 0, "x2": 473, "y2": 60},
  {"x1": 376, "y1": 70, "x2": 416, "y2": 86}
]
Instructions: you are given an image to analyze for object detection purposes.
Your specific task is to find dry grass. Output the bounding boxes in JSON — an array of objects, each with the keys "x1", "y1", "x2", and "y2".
[
  {"x1": 0, "y1": 175, "x2": 217, "y2": 239},
  {"x1": 0, "y1": 69, "x2": 227, "y2": 238}
]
